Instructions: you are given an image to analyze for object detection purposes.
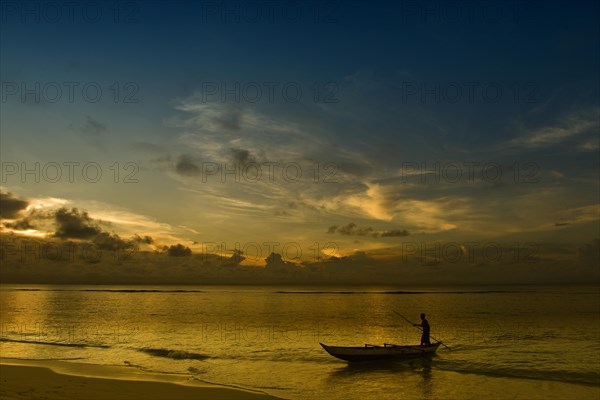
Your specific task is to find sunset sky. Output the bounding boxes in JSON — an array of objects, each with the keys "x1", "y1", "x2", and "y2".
[{"x1": 1, "y1": 1, "x2": 598, "y2": 284}]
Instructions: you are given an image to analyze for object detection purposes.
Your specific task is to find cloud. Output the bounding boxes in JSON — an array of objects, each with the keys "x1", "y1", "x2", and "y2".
[
  {"x1": 579, "y1": 139, "x2": 600, "y2": 152},
  {"x1": 2, "y1": 192, "x2": 188, "y2": 252},
  {"x1": 327, "y1": 222, "x2": 409, "y2": 237},
  {"x1": 173, "y1": 102, "x2": 243, "y2": 132},
  {"x1": 165, "y1": 243, "x2": 192, "y2": 256},
  {"x1": 328, "y1": 222, "x2": 375, "y2": 236},
  {"x1": 133, "y1": 234, "x2": 154, "y2": 244},
  {"x1": 4, "y1": 218, "x2": 35, "y2": 230},
  {"x1": 344, "y1": 183, "x2": 394, "y2": 221},
  {"x1": 223, "y1": 249, "x2": 245, "y2": 266},
  {"x1": 212, "y1": 106, "x2": 242, "y2": 131},
  {"x1": 189, "y1": 103, "x2": 243, "y2": 131},
  {"x1": 337, "y1": 161, "x2": 373, "y2": 178},
  {"x1": 164, "y1": 91, "x2": 593, "y2": 244},
  {"x1": 167, "y1": 98, "x2": 386, "y2": 227},
  {"x1": 54, "y1": 208, "x2": 102, "y2": 239},
  {"x1": 229, "y1": 147, "x2": 256, "y2": 165},
  {"x1": 80, "y1": 115, "x2": 107, "y2": 135},
  {"x1": 265, "y1": 252, "x2": 298, "y2": 270},
  {"x1": 171, "y1": 100, "x2": 312, "y2": 164},
  {"x1": 555, "y1": 204, "x2": 600, "y2": 227},
  {"x1": 0, "y1": 192, "x2": 29, "y2": 219},
  {"x1": 174, "y1": 147, "x2": 256, "y2": 178},
  {"x1": 7, "y1": 204, "x2": 141, "y2": 251},
  {"x1": 2, "y1": 198, "x2": 69, "y2": 232},
  {"x1": 380, "y1": 229, "x2": 411, "y2": 237},
  {"x1": 92, "y1": 232, "x2": 153, "y2": 253},
  {"x1": 92, "y1": 232, "x2": 133, "y2": 251},
  {"x1": 510, "y1": 107, "x2": 599, "y2": 148},
  {"x1": 175, "y1": 154, "x2": 201, "y2": 176}
]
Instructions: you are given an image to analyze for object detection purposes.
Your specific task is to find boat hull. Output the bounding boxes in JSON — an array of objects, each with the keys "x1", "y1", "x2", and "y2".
[{"x1": 320, "y1": 342, "x2": 440, "y2": 362}]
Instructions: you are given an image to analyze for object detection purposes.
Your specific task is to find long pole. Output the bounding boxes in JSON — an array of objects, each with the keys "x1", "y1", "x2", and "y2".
[{"x1": 393, "y1": 310, "x2": 451, "y2": 350}]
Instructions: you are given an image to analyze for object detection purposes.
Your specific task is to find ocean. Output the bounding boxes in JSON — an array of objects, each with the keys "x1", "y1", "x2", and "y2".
[{"x1": 1, "y1": 284, "x2": 599, "y2": 399}]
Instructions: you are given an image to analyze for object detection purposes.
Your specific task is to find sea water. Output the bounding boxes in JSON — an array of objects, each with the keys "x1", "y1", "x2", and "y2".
[{"x1": 1, "y1": 284, "x2": 599, "y2": 399}]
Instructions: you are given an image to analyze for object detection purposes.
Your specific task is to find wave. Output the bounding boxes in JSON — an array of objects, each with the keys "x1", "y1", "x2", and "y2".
[
  {"x1": 0, "y1": 338, "x2": 109, "y2": 348},
  {"x1": 2, "y1": 289, "x2": 204, "y2": 293},
  {"x1": 137, "y1": 348, "x2": 210, "y2": 361},
  {"x1": 275, "y1": 290, "x2": 530, "y2": 295},
  {"x1": 435, "y1": 360, "x2": 600, "y2": 387},
  {"x1": 188, "y1": 376, "x2": 281, "y2": 397}
]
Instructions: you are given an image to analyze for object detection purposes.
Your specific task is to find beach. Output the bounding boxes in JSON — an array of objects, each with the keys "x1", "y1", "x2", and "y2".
[{"x1": 0, "y1": 359, "x2": 279, "y2": 400}]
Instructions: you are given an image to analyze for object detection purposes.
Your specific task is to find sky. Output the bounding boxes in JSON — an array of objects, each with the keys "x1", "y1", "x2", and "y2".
[{"x1": 0, "y1": 0, "x2": 598, "y2": 285}]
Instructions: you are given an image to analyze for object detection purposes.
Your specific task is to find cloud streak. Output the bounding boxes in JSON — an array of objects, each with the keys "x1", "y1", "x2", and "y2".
[
  {"x1": 510, "y1": 107, "x2": 599, "y2": 148},
  {"x1": 327, "y1": 222, "x2": 409, "y2": 238}
]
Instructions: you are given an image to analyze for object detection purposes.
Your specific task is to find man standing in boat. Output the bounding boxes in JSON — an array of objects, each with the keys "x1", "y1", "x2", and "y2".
[{"x1": 414, "y1": 313, "x2": 431, "y2": 345}]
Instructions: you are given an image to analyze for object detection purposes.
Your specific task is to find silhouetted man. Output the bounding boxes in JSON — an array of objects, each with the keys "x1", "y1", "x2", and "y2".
[{"x1": 414, "y1": 313, "x2": 431, "y2": 345}]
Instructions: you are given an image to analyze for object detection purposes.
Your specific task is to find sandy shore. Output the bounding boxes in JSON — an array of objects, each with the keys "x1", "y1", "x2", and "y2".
[{"x1": 0, "y1": 359, "x2": 281, "y2": 400}]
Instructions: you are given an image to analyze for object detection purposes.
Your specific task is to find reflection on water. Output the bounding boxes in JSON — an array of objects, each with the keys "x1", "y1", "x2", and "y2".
[
  {"x1": 329, "y1": 356, "x2": 434, "y2": 377},
  {"x1": 328, "y1": 357, "x2": 434, "y2": 399},
  {"x1": 1, "y1": 284, "x2": 599, "y2": 400}
]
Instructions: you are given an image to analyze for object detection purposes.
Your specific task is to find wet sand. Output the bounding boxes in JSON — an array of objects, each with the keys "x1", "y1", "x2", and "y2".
[{"x1": 0, "y1": 359, "x2": 280, "y2": 400}]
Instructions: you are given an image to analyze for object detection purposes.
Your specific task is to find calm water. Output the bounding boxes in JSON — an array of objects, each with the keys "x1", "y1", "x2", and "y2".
[{"x1": 1, "y1": 284, "x2": 599, "y2": 399}]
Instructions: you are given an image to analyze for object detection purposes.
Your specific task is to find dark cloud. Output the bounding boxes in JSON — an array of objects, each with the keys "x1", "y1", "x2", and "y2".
[
  {"x1": 54, "y1": 208, "x2": 102, "y2": 239},
  {"x1": 337, "y1": 162, "x2": 373, "y2": 177},
  {"x1": 265, "y1": 252, "x2": 298, "y2": 270},
  {"x1": 380, "y1": 229, "x2": 410, "y2": 237},
  {"x1": 4, "y1": 218, "x2": 35, "y2": 230},
  {"x1": 166, "y1": 243, "x2": 192, "y2": 256},
  {"x1": 223, "y1": 249, "x2": 245, "y2": 266},
  {"x1": 4, "y1": 207, "x2": 53, "y2": 232},
  {"x1": 175, "y1": 154, "x2": 200, "y2": 176},
  {"x1": 274, "y1": 202, "x2": 300, "y2": 217},
  {"x1": 327, "y1": 223, "x2": 409, "y2": 238},
  {"x1": 93, "y1": 232, "x2": 133, "y2": 251},
  {"x1": 6, "y1": 204, "x2": 149, "y2": 252},
  {"x1": 2, "y1": 193, "x2": 156, "y2": 252},
  {"x1": 334, "y1": 223, "x2": 375, "y2": 236},
  {"x1": 3, "y1": 202, "x2": 121, "y2": 243},
  {"x1": 229, "y1": 148, "x2": 256, "y2": 165},
  {"x1": 133, "y1": 234, "x2": 154, "y2": 244},
  {"x1": 81, "y1": 115, "x2": 107, "y2": 135},
  {"x1": 0, "y1": 192, "x2": 29, "y2": 219},
  {"x1": 309, "y1": 250, "x2": 374, "y2": 271}
]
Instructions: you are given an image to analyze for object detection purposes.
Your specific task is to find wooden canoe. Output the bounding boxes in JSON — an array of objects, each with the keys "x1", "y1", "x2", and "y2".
[{"x1": 320, "y1": 342, "x2": 440, "y2": 362}]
